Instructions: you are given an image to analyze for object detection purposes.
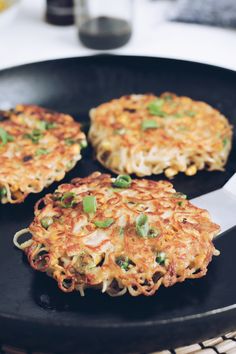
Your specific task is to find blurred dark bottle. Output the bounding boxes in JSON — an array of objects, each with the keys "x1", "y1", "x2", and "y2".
[
  {"x1": 74, "y1": 0, "x2": 133, "y2": 50},
  {"x1": 46, "y1": 0, "x2": 74, "y2": 26}
]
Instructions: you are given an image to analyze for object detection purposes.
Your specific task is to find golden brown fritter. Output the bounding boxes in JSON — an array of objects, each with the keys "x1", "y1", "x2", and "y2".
[
  {"x1": 89, "y1": 93, "x2": 233, "y2": 177},
  {"x1": 0, "y1": 105, "x2": 86, "y2": 203},
  {"x1": 14, "y1": 172, "x2": 220, "y2": 297}
]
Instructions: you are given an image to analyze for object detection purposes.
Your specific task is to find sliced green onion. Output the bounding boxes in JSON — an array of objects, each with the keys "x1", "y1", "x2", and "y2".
[
  {"x1": 35, "y1": 148, "x2": 49, "y2": 156},
  {"x1": 94, "y1": 218, "x2": 114, "y2": 228},
  {"x1": 178, "y1": 201, "x2": 184, "y2": 207},
  {"x1": 114, "y1": 128, "x2": 126, "y2": 135},
  {"x1": 37, "y1": 121, "x2": 57, "y2": 131},
  {"x1": 24, "y1": 129, "x2": 43, "y2": 144},
  {"x1": 41, "y1": 216, "x2": 54, "y2": 229},
  {"x1": 141, "y1": 120, "x2": 159, "y2": 130},
  {"x1": 223, "y1": 138, "x2": 228, "y2": 147},
  {"x1": 0, "y1": 127, "x2": 14, "y2": 146},
  {"x1": 45, "y1": 122, "x2": 57, "y2": 129},
  {"x1": 65, "y1": 138, "x2": 76, "y2": 146},
  {"x1": 184, "y1": 110, "x2": 196, "y2": 117},
  {"x1": 0, "y1": 187, "x2": 7, "y2": 199},
  {"x1": 83, "y1": 195, "x2": 97, "y2": 214},
  {"x1": 61, "y1": 192, "x2": 76, "y2": 208},
  {"x1": 66, "y1": 161, "x2": 75, "y2": 170},
  {"x1": 119, "y1": 226, "x2": 125, "y2": 236},
  {"x1": 113, "y1": 175, "x2": 132, "y2": 188},
  {"x1": 136, "y1": 213, "x2": 149, "y2": 237},
  {"x1": 116, "y1": 256, "x2": 132, "y2": 271},
  {"x1": 80, "y1": 140, "x2": 87, "y2": 149},
  {"x1": 147, "y1": 228, "x2": 160, "y2": 238},
  {"x1": 174, "y1": 113, "x2": 185, "y2": 118},
  {"x1": 148, "y1": 99, "x2": 167, "y2": 117},
  {"x1": 173, "y1": 192, "x2": 187, "y2": 199},
  {"x1": 156, "y1": 252, "x2": 166, "y2": 265}
]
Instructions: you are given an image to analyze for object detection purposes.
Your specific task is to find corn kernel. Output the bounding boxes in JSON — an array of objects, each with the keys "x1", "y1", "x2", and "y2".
[
  {"x1": 186, "y1": 165, "x2": 197, "y2": 176},
  {"x1": 164, "y1": 167, "x2": 178, "y2": 178}
]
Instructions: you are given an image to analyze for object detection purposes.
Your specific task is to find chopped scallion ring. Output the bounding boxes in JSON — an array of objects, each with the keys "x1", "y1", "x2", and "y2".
[
  {"x1": 80, "y1": 140, "x2": 87, "y2": 149},
  {"x1": 61, "y1": 192, "x2": 76, "y2": 208},
  {"x1": 156, "y1": 252, "x2": 166, "y2": 265},
  {"x1": 0, "y1": 127, "x2": 14, "y2": 146},
  {"x1": 113, "y1": 175, "x2": 132, "y2": 188},
  {"x1": 148, "y1": 99, "x2": 167, "y2": 117},
  {"x1": 41, "y1": 216, "x2": 54, "y2": 229},
  {"x1": 94, "y1": 218, "x2": 114, "y2": 228},
  {"x1": 0, "y1": 186, "x2": 7, "y2": 199},
  {"x1": 141, "y1": 120, "x2": 159, "y2": 130},
  {"x1": 24, "y1": 129, "x2": 43, "y2": 144},
  {"x1": 35, "y1": 148, "x2": 49, "y2": 156},
  {"x1": 147, "y1": 227, "x2": 160, "y2": 238},
  {"x1": 116, "y1": 256, "x2": 132, "y2": 271},
  {"x1": 136, "y1": 213, "x2": 149, "y2": 237},
  {"x1": 65, "y1": 138, "x2": 76, "y2": 146},
  {"x1": 83, "y1": 195, "x2": 97, "y2": 214}
]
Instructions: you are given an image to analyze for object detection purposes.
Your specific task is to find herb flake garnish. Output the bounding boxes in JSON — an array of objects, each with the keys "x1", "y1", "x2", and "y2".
[
  {"x1": 35, "y1": 148, "x2": 49, "y2": 156},
  {"x1": 156, "y1": 252, "x2": 166, "y2": 265},
  {"x1": 83, "y1": 195, "x2": 97, "y2": 214},
  {"x1": 0, "y1": 127, "x2": 14, "y2": 146},
  {"x1": 148, "y1": 99, "x2": 167, "y2": 117},
  {"x1": 61, "y1": 192, "x2": 77, "y2": 208},
  {"x1": 24, "y1": 129, "x2": 44, "y2": 144},
  {"x1": 116, "y1": 256, "x2": 133, "y2": 271},
  {"x1": 142, "y1": 120, "x2": 159, "y2": 130},
  {"x1": 41, "y1": 216, "x2": 54, "y2": 229},
  {"x1": 113, "y1": 175, "x2": 132, "y2": 188},
  {"x1": 94, "y1": 218, "x2": 114, "y2": 228}
]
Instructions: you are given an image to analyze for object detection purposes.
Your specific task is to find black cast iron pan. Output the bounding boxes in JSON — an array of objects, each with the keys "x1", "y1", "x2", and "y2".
[{"x1": 0, "y1": 55, "x2": 235, "y2": 354}]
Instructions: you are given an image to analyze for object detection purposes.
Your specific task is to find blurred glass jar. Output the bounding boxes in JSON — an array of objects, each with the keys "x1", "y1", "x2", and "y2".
[
  {"x1": 74, "y1": 0, "x2": 133, "y2": 50},
  {"x1": 46, "y1": 0, "x2": 74, "y2": 26}
]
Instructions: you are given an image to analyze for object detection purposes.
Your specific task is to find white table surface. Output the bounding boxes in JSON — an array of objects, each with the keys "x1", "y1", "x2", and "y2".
[{"x1": 0, "y1": 0, "x2": 236, "y2": 71}]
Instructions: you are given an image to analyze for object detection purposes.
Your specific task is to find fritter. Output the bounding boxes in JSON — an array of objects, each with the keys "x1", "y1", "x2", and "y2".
[
  {"x1": 14, "y1": 172, "x2": 220, "y2": 297},
  {"x1": 0, "y1": 105, "x2": 86, "y2": 203},
  {"x1": 89, "y1": 93, "x2": 233, "y2": 177}
]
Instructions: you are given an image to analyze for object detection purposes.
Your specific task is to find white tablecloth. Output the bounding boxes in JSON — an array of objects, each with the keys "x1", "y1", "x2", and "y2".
[{"x1": 0, "y1": 0, "x2": 236, "y2": 71}]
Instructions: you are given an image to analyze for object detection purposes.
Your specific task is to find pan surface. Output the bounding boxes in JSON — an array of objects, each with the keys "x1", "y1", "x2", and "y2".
[{"x1": 0, "y1": 55, "x2": 235, "y2": 354}]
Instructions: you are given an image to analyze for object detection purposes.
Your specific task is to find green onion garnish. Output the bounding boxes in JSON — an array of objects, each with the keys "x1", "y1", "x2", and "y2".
[
  {"x1": 119, "y1": 226, "x2": 125, "y2": 236},
  {"x1": 156, "y1": 252, "x2": 166, "y2": 265},
  {"x1": 147, "y1": 228, "x2": 160, "y2": 238},
  {"x1": 94, "y1": 218, "x2": 114, "y2": 228},
  {"x1": 0, "y1": 127, "x2": 14, "y2": 146},
  {"x1": 24, "y1": 129, "x2": 43, "y2": 144},
  {"x1": 41, "y1": 216, "x2": 54, "y2": 229},
  {"x1": 136, "y1": 213, "x2": 149, "y2": 237},
  {"x1": 116, "y1": 256, "x2": 132, "y2": 271},
  {"x1": 148, "y1": 99, "x2": 167, "y2": 117},
  {"x1": 223, "y1": 138, "x2": 228, "y2": 147},
  {"x1": 173, "y1": 192, "x2": 187, "y2": 199},
  {"x1": 37, "y1": 121, "x2": 57, "y2": 131},
  {"x1": 184, "y1": 110, "x2": 196, "y2": 117},
  {"x1": 174, "y1": 113, "x2": 184, "y2": 118},
  {"x1": 61, "y1": 192, "x2": 76, "y2": 208},
  {"x1": 141, "y1": 120, "x2": 159, "y2": 130},
  {"x1": 65, "y1": 138, "x2": 76, "y2": 146},
  {"x1": 83, "y1": 195, "x2": 97, "y2": 214},
  {"x1": 113, "y1": 175, "x2": 132, "y2": 188},
  {"x1": 0, "y1": 186, "x2": 7, "y2": 199},
  {"x1": 80, "y1": 140, "x2": 87, "y2": 149},
  {"x1": 114, "y1": 128, "x2": 126, "y2": 135},
  {"x1": 35, "y1": 148, "x2": 49, "y2": 156}
]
